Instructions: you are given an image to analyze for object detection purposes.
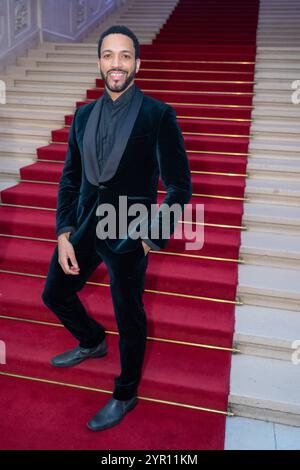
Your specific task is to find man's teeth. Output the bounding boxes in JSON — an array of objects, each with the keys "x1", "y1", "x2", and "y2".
[{"x1": 110, "y1": 72, "x2": 125, "y2": 78}]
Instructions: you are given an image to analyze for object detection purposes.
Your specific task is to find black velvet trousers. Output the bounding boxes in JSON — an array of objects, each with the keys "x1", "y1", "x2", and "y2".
[{"x1": 41, "y1": 216, "x2": 149, "y2": 401}]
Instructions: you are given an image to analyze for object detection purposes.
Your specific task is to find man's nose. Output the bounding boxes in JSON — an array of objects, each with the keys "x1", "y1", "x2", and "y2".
[{"x1": 111, "y1": 56, "x2": 122, "y2": 68}]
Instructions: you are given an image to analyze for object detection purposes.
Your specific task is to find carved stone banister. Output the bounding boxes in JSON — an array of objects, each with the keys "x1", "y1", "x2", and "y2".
[{"x1": 0, "y1": 0, "x2": 128, "y2": 73}]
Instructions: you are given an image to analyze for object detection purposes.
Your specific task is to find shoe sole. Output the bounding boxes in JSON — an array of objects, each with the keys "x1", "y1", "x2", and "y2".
[
  {"x1": 87, "y1": 397, "x2": 138, "y2": 432},
  {"x1": 50, "y1": 350, "x2": 107, "y2": 368}
]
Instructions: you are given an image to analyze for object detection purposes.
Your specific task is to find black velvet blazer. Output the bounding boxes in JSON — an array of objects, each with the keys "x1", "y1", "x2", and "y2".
[{"x1": 56, "y1": 84, "x2": 192, "y2": 253}]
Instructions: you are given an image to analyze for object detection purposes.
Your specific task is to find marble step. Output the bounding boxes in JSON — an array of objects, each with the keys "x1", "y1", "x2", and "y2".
[
  {"x1": 257, "y1": 41, "x2": 300, "y2": 46},
  {"x1": 89, "y1": 34, "x2": 155, "y2": 42},
  {"x1": 238, "y1": 263, "x2": 300, "y2": 311},
  {"x1": 6, "y1": 66, "x2": 99, "y2": 82},
  {"x1": 5, "y1": 94, "x2": 76, "y2": 110},
  {"x1": 89, "y1": 22, "x2": 163, "y2": 31},
  {"x1": 251, "y1": 121, "x2": 300, "y2": 136},
  {"x1": 0, "y1": 106, "x2": 67, "y2": 123},
  {"x1": 255, "y1": 61, "x2": 300, "y2": 70},
  {"x1": 7, "y1": 65, "x2": 100, "y2": 79},
  {"x1": 247, "y1": 157, "x2": 300, "y2": 181},
  {"x1": 0, "y1": 123, "x2": 51, "y2": 142},
  {"x1": 245, "y1": 179, "x2": 300, "y2": 206},
  {"x1": 229, "y1": 354, "x2": 300, "y2": 426},
  {"x1": 0, "y1": 140, "x2": 42, "y2": 159},
  {"x1": 17, "y1": 57, "x2": 135, "y2": 67},
  {"x1": 243, "y1": 201, "x2": 300, "y2": 235},
  {"x1": 240, "y1": 230, "x2": 300, "y2": 268},
  {"x1": 253, "y1": 93, "x2": 299, "y2": 105},
  {"x1": 0, "y1": 156, "x2": 34, "y2": 180},
  {"x1": 256, "y1": 70, "x2": 300, "y2": 79},
  {"x1": 254, "y1": 81, "x2": 300, "y2": 92},
  {"x1": 251, "y1": 135, "x2": 300, "y2": 146},
  {"x1": 234, "y1": 304, "x2": 300, "y2": 361},
  {"x1": 249, "y1": 138, "x2": 300, "y2": 154},
  {"x1": 256, "y1": 53, "x2": 300, "y2": 61},
  {"x1": 252, "y1": 106, "x2": 300, "y2": 120},
  {"x1": 5, "y1": 84, "x2": 88, "y2": 98},
  {"x1": 6, "y1": 75, "x2": 96, "y2": 88}
]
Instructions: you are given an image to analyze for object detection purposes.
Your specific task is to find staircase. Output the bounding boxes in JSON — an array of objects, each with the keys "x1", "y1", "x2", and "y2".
[
  {"x1": 85, "y1": 0, "x2": 179, "y2": 44},
  {"x1": 3, "y1": 0, "x2": 299, "y2": 450},
  {"x1": 228, "y1": 0, "x2": 300, "y2": 431},
  {"x1": 0, "y1": 0, "x2": 179, "y2": 195}
]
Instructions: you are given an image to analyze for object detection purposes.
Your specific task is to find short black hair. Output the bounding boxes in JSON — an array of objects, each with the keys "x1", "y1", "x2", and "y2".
[{"x1": 97, "y1": 25, "x2": 140, "y2": 60}]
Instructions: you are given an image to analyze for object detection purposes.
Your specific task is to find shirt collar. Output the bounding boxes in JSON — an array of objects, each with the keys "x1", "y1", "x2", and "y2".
[{"x1": 103, "y1": 82, "x2": 136, "y2": 107}]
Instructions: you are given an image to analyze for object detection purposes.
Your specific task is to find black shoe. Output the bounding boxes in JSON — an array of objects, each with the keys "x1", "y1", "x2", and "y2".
[
  {"x1": 50, "y1": 338, "x2": 107, "y2": 367},
  {"x1": 87, "y1": 395, "x2": 138, "y2": 431}
]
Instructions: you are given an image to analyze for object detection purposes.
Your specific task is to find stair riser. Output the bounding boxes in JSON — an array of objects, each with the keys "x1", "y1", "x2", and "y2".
[
  {"x1": 247, "y1": 170, "x2": 300, "y2": 181},
  {"x1": 0, "y1": 117, "x2": 62, "y2": 127},
  {"x1": 237, "y1": 290, "x2": 300, "y2": 312},
  {"x1": 244, "y1": 220, "x2": 300, "y2": 236},
  {"x1": 0, "y1": 174, "x2": 20, "y2": 182},
  {"x1": 240, "y1": 252, "x2": 300, "y2": 269},
  {"x1": 248, "y1": 170, "x2": 300, "y2": 182},
  {"x1": 0, "y1": 150, "x2": 35, "y2": 159},
  {"x1": 4, "y1": 101, "x2": 74, "y2": 111},
  {"x1": 6, "y1": 87, "x2": 87, "y2": 98},
  {"x1": 249, "y1": 150, "x2": 300, "y2": 159},
  {"x1": 234, "y1": 340, "x2": 298, "y2": 362},
  {"x1": 229, "y1": 402, "x2": 300, "y2": 427},
  {"x1": 246, "y1": 194, "x2": 300, "y2": 207},
  {"x1": 0, "y1": 133, "x2": 48, "y2": 144}
]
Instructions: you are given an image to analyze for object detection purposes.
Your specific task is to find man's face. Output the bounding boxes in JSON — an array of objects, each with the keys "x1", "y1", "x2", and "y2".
[{"x1": 97, "y1": 33, "x2": 140, "y2": 94}]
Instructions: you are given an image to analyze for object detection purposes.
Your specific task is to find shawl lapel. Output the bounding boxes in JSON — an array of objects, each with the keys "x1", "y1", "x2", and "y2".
[{"x1": 82, "y1": 86, "x2": 144, "y2": 186}]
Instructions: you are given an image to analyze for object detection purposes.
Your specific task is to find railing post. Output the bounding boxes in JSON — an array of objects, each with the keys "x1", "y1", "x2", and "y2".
[{"x1": 37, "y1": 0, "x2": 43, "y2": 44}]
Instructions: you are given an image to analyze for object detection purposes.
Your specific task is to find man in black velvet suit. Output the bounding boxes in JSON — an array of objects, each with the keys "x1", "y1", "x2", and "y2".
[{"x1": 42, "y1": 25, "x2": 192, "y2": 431}]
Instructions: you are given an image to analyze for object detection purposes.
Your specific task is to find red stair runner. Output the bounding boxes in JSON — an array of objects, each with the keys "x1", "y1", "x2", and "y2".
[{"x1": 0, "y1": 0, "x2": 259, "y2": 450}]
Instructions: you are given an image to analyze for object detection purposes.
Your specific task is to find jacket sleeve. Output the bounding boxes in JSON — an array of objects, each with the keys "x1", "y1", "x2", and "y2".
[
  {"x1": 142, "y1": 105, "x2": 193, "y2": 250},
  {"x1": 55, "y1": 107, "x2": 82, "y2": 238}
]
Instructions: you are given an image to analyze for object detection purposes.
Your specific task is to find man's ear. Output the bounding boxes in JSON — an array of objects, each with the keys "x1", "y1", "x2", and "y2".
[
  {"x1": 136, "y1": 58, "x2": 141, "y2": 74},
  {"x1": 97, "y1": 59, "x2": 101, "y2": 72}
]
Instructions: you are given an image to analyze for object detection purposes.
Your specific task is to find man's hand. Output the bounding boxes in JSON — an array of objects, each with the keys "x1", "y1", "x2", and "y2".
[
  {"x1": 141, "y1": 241, "x2": 151, "y2": 255},
  {"x1": 57, "y1": 232, "x2": 80, "y2": 275}
]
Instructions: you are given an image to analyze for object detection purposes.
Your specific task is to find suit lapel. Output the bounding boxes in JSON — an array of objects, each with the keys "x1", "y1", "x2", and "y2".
[
  {"x1": 82, "y1": 86, "x2": 144, "y2": 186},
  {"x1": 82, "y1": 96, "x2": 103, "y2": 186}
]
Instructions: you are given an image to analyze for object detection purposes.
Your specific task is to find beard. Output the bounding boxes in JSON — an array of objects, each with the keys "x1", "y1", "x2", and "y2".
[{"x1": 100, "y1": 66, "x2": 137, "y2": 93}]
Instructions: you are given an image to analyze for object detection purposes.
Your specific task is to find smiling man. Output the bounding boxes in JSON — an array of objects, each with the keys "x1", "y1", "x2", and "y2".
[
  {"x1": 42, "y1": 25, "x2": 192, "y2": 432},
  {"x1": 99, "y1": 35, "x2": 138, "y2": 97}
]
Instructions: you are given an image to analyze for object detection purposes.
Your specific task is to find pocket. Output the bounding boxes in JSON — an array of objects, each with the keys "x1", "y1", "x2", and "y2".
[
  {"x1": 136, "y1": 239, "x2": 147, "y2": 258},
  {"x1": 128, "y1": 132, "x2": 151, "y2": 140},
  {"x1": 127, "y1": 196, "x2": 152, "y2": 201}
]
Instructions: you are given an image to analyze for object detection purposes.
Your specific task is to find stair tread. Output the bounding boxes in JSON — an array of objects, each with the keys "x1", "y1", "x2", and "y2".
[
  {"x1": 238, "y1": 263, "x2": 300, "y2": 297},
  {"x1": 234, "y1": 304, "x2": 300, "y2": 345},
  {"x1": 247, "y1": 158, "x2": 300, "y2": 171},
  {"x1": 230, "y1": 354, "x2": 300, "y2": 411},
  {"x1": 0, "y1": 317, "x2": 231, "y2": 411},
  {"x1": 244, "y1": 201, "x2": 300, "y2": 223},
  {"x1": 241, "y1": 230, "x2": 300, "y2": 258},
  {"x1": 0, "y1": 375, "x2": 224, "y2": 450},
  {"x1": 0, "y1": 237, "x2": 238, "y2": 301},
  {"x1": 0, "y1": 271, "x2": 235, "y2": 347},
  {"x1": 246, "y1": 178, "x2": 300, "y2": 193}
]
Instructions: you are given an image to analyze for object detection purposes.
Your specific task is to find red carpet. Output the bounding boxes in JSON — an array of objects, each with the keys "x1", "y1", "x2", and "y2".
[{"x1": 0, "y1": 0, "x2": 259, "y2": 450}]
